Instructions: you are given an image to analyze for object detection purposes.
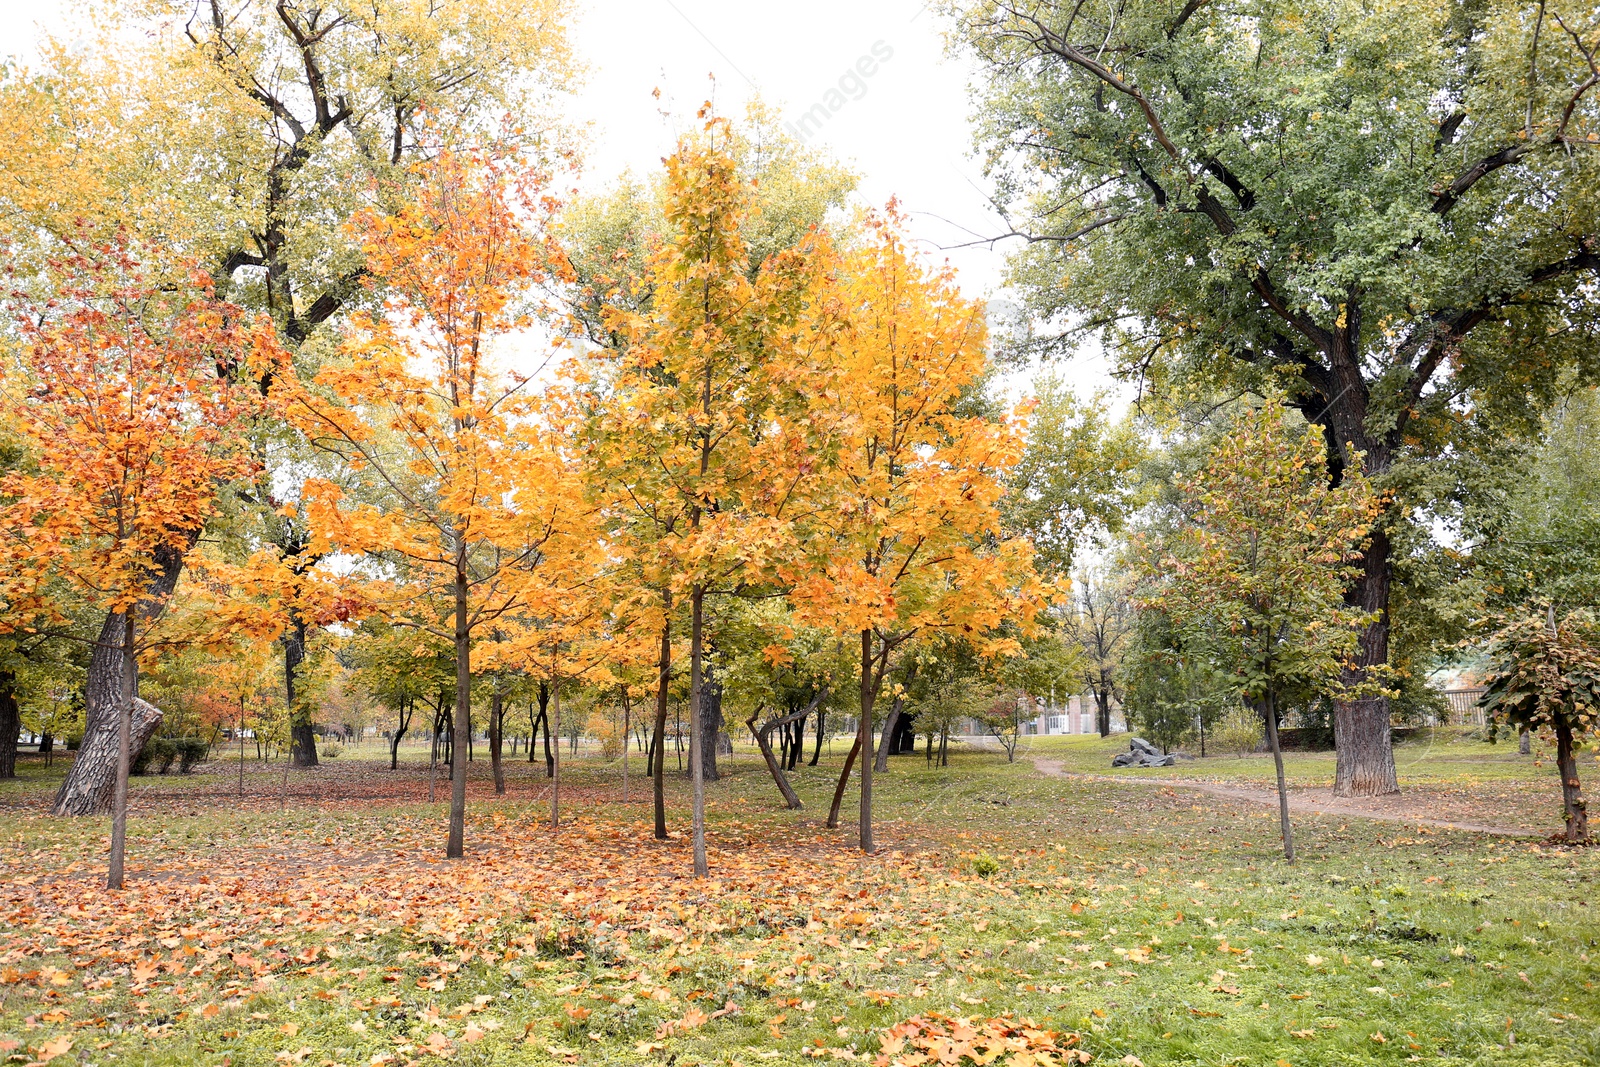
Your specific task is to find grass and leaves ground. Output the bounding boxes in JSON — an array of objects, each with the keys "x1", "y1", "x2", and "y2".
[{"x1": 2, "y1": 733, "x2": 1598, "y2": 1066}]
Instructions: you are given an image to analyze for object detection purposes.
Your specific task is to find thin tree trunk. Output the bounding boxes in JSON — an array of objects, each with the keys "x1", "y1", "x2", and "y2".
[
  {"x1": 550, "y1": 679, "x2": 562, "y2": 828},
  {"x1": 1260, "y1": 692, "x2": 1295, "y2": 863},
  {"x1": 827, "y1": 733, "x2": 862, "y2": 830},
  {"x1": 107, "y1": 612, "x2": 135, "y2": 890},
  {"x1": 689, "y1": 587, "x2": 707, "y2": 877},
  {"x1": 447, "y1": 556, "x2": 471, "y2": 859},
  {"x1": 1555, "y1": 716, "x2": 1589, "y2": 844},
  {"x1": 540, "y1": 684, "x2": 554, "y2": 777},
  {"x1": 621, "y1": 688, "x2": 630, "y2": 805},
  {"x1": 810, "y1": 707, "x2": 825, "y2": 766},
  {"x1": 428, "y1": 703, "x2": 442, "y2": 804},
  {"x1": 857, "y1": 630, "x2": 877, "y2": 853},
  {"x1": 490, "y1": 689, "x2": 505, "y2": 796},
  {"x1": 238, "y1": 698, "x2": 246, "y2": 796},
  {"x1": 653, "y1": 597, "x2": 672, "y2": 840}
]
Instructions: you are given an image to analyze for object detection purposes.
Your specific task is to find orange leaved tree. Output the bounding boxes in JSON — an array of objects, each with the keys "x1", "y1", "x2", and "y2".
[
  {"x1": 791, "y1": 213, "x2": 1047, "y2": 853},
  {"x1": 0, "y1": 235, "x2": 282, "y2": 883},
  {"x1": 585, "y1": 116, "x2": 838, "y2": 875},
  {"x1": 292, "y1": 145, "x2": 597, "y2": 859}
]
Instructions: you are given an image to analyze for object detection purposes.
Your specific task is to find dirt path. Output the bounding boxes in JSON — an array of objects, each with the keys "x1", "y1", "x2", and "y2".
[{"x1": 1029, "y1": 757, "x2": 1542, "y2": 837}]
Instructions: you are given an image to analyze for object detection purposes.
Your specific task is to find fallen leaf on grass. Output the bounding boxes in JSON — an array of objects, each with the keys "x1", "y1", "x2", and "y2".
[{"x1": 29, "y1": 1036, "x2": 72, "y2": 1064}]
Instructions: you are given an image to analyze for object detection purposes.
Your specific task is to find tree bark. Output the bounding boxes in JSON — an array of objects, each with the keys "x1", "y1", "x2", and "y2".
[
  {"x1": 695, "y1": 669, "x2": 723, "y2": 782},
  {"x1": 54, "y1": 541, "x2": 186, "y2": 815},
  {"x1": 447, "y1": 553, "x2": 471, "y2": 859},
  {"x1": 489, "y1": 689, "x2": 505, "y2": 795},
  {"x1": 810, "y1": 707, "x2": 825, "y2": 766},
  {"x1": 749, "y1": 690, "x2": 826, "y2": 811},
  {"x1": 827, "y1": 733, "x2": 862, "y2": 830},
  {"x1": 390, "y1": 698, "x2": 411, "y2": 770},
  {"x1": 285, "y1": 614, "x2": 317, "y2": 767},
  {"x1": 57, "y1": 692, "x2": 162, "y2": 819},
  {"x1": 1095, "y1": 688, "x2": 1112, "y2": 737},
  {"x1": 1554, "y1": 716, "x2": 1589, "y2": 844},
  {"x1": 689, "y1": 587, "x2": 708, "y2": 877},
  {"x1": 106, "y1": 612, "x2": 136, "y2": 889},
  {"x1": 0, "y1": 674, "x2": 19, "y2": 779},
  {"x1": 874, "y1": 662, "x2": 919, "y2": 772},
  {"x1": 1259, "y1": 692, "x2": 1295, "y2": 863},
  {"x1": 550, "y1": 679, "x2": 563, "y2": 828},
  {"x1": 858, "y1": 630, "x2": 880, "y2": 853},
  {"x1": 653, "y1": 594, "x2": 672, "y2": 840}
]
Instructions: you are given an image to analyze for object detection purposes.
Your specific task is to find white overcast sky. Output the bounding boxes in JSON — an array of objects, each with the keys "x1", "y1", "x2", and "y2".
[{"x1": 0, "y1": 0, "x2": 1122, "y2": 400}]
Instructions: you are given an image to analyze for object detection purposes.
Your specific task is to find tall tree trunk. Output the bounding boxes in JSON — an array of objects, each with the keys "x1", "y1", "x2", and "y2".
[
  {"x1": 653, "y1": 596, "x2": 672, "y2": 840},
  {"x1": 0, "y1": 674, "x2": 20, "y2": 779},
  {"x1": 621, "y1": 687, "x2": 630, "y2": 804},
  {"x1": 810, "y1": 707, "x2": 825, "y2": 766},
  {"x1": 489, "y1": 689, "x2": 505, "y2": 796},
  {"x1": 107, "y1": 613, "x2": 135, "y2": 889},
  {"x1": 689, "y1": 587, "x2": 707, "y2": 877},
  {"x1": 285, "y1": 614, "x2": 317, "y2": 767},
  {"x1": 857, "y1": 630, "x2": 877, "y2": 853},
  {"x1": 447, "y1": 556, "x2": 471, "y2": 859},
  {"x1": 550, "y1": 679, "x2": 563, "y2": 828},
  {"x1": 1331, "y1": 534, "x2": 1399, "y2": 796},
  {"x1": 54, "y1": 540, "x2": 189, "y2": 815},
  {"x1": 1095, "y1": 688, "x2": 1112, "y2": 737},
  {"x1": 1259, "y1": 691, "x2": 1295, "y2": 863},
  {"x1": 1555, "y1": 716, "x2": 1589, "y2": 844}
]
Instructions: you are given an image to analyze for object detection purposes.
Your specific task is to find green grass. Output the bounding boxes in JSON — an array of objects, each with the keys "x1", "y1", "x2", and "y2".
[{"x1": 2, "y1": 739, "x2": 1598, "y2": 1066}]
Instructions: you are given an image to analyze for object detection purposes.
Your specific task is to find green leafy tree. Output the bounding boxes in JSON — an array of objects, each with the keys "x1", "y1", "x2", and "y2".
[
  {"x1": 954, "y1": 0, "x2": 1600, "y2": 796},
  {"x1": 1138, "y1": 402, "x2": 1383, "y2": 861}
]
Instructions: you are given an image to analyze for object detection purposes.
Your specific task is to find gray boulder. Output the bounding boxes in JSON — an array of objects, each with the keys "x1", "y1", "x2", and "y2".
[{"x1": 1128, "y1": 736, "x2": 1160, "y2": 756}]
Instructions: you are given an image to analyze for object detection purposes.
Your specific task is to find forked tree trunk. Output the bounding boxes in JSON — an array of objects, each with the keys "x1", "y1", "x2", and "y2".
[
  {"x1": 749, "y1": 690, "x2": 827, "y2": 811},
  {"x1": 1554, "y1": 716, "x2": 1589, "y2": 844},
  {"x1": 55, "y1": 540, "x2": 188, "y2": 815}
]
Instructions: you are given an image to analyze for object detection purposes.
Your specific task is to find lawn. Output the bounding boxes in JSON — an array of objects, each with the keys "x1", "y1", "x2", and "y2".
[{"x1": 2, "y1": 737, "x2": 1597, "y2": 1066}]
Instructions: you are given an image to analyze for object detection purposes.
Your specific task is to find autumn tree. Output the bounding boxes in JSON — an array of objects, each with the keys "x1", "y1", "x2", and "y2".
[
  {"x1": 1137, "y1": 402, "x2": 1382, "y2": 861},
  {"x1": 11, "y1": 0, "x2": 577, "y2": 807},
  {"x1": 0, "y1": 237, "x2": 282, "y2": 882},
  {"x1": 791, "y1": 213, "x2": 1047, "y2": 853},
  {"x1": 584, "y1": 116, "x2": 838, "y2": 875},
  {"x1": 1480, "y1": 606, "x2": 1600, "y2": 843},
  {"x1": 293, "y1": 146, "x2": 593, "y2": 859},
  {"x1": 955, "y1": 0, "x2": 1600, "y2": 796}
]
